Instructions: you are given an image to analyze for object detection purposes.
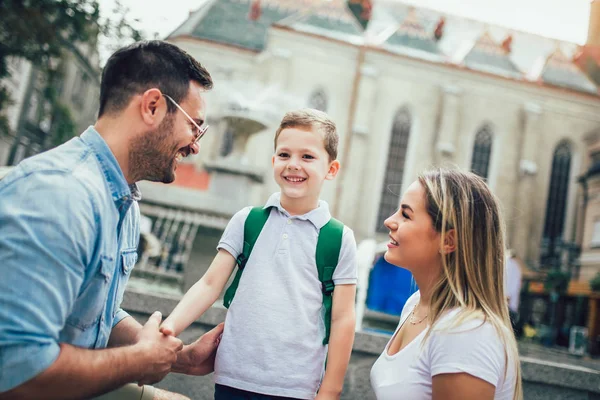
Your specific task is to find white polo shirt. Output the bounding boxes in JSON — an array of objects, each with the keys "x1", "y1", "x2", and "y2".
[{"x1": 214, "y1": 192, "x2": 358, "y2": 399}]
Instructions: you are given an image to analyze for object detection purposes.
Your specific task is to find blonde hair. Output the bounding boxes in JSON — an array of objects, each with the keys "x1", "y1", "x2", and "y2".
[
  {"x1": 274, "y1": 108, "x2": 338, "y2": 161},
  {"x1": 418, "y1": 168, "x2": 522, "y2": 400}
]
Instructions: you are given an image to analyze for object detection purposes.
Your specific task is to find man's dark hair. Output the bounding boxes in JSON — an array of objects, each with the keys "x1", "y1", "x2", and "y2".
[{"x1": 98, "y1": 40, "x2": 213, "y2": 117}]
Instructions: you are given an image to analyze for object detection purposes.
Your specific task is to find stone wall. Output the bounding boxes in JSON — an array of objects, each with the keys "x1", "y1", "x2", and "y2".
[{"x1": 122, "y1": 289, "x2": 600, "y2": 400}]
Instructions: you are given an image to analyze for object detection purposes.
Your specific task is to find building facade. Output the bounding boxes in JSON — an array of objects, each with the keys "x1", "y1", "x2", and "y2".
[
  {"x1": 152, "y1": 0, "x2": 600, "y2": 281},
  {"x1": 0, "y1": 43, "x2": 100, "y2": 167}
]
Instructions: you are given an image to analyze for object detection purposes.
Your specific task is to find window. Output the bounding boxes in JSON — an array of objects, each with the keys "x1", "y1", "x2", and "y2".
[
  {"x1": 470, "y1": 125, "x2": 493, "y2": 180},
  {"x1": 220, "y1": 128, "x2": 234, "y2": 157},
  {"x1": 375, "y1": 108, "x2": 411, "y2": 233},
  {"x1": 308, "y1": 88, "x2": 327, "y2": 112},
  {"x1": 540, "y1": 141, "x2": 572, "y2": 267}
]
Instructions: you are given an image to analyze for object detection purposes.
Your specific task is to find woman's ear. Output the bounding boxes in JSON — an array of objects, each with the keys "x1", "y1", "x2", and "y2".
[{"x1": 441, "y1": 229, "x2": 457, "y2": 255}]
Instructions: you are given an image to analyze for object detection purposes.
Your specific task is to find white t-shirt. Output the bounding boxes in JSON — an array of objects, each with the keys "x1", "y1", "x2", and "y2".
[
  {"x1": 215, "y1": 193, "x2": 358, "y2": 399},
  {"x1": 370, "y1": 292, "x2": 517, "y2": 400}
]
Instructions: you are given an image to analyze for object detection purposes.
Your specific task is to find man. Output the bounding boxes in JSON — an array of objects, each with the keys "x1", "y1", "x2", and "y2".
[{"x1": 0, "y1": 41, "x2": 222, "y2": 400}]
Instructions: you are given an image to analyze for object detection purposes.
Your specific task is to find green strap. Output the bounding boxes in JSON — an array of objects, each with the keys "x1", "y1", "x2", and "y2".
[
  {"x1": 316, "y1": 218, "x2": 344, "y2": 345},
  {"x1": 223, "y1": 207, "x2": 271, "y2": 309}
]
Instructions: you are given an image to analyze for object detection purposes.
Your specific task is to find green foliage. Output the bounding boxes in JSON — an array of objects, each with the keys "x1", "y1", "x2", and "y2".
[
  {"x1": 544, "y1": 270, "x2": 571, "y2": 293},
  {"x1": 0, "y1": 0, "x2": 144, "y2": 149},
  {"x1": 49, "y1": 102, "x2": 76, "y2": 148},
  {"x1": 590, "y1": 272, "x2": 600, "y2": 292}
]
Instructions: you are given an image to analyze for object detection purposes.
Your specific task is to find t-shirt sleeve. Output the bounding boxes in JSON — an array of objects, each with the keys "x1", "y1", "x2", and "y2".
[
  {"x1": 217, "y1": 206, "x2": 252, "y2": 259},
  {"x1": 331, "y1": 226, "x2": 358, "y2": 285},
  {"x1": 427, "y1": 320, "x2": 506, "y2": 387}
]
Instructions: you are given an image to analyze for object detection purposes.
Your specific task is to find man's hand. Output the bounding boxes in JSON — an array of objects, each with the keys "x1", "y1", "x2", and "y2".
[
  {"x1": 171, "y1": 322, "x2": 224, "y2": 376},
  {"x1": 134, "y1": 312, "x2": 184, "y2": 385}
]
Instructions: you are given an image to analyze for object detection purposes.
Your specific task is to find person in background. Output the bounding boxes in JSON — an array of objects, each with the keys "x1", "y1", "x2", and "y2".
[{"x1": 505, "y1": 249, "x2": 523, "y2": 336}]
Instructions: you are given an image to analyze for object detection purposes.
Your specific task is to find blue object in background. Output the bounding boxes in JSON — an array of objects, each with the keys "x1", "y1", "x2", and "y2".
[{"x1": 366, "y1": 255, "x2": 417, "y2": 315}]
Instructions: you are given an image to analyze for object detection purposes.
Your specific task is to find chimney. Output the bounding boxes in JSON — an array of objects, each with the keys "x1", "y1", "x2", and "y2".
[
  {"x1": 249, "y1": 0, "x2": 261, "y2": 21},
  {"x1": 434, "y1": 16, "x2": 445, "y2": 41},
  {"x1": 501, "y1": 34, "x2": 513, "y2": 53},
  {"x1": 588, "y1": 0, "x2": 600, "y2": 45}
]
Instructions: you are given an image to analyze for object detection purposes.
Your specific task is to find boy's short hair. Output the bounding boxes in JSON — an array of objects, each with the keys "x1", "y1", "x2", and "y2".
[{"x1": 274, "y1": 109, "x2": 338, "y2": 161}]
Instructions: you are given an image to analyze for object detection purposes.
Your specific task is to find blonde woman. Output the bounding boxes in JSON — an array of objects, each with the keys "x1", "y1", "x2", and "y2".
[{"x1": 370, "y1": 168, "x2": 522, "y2": 400}]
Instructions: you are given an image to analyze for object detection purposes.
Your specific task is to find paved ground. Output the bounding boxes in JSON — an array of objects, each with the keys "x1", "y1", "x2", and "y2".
[{"x1": 518, "y1": 341, "x2": 600, "y2": 371}]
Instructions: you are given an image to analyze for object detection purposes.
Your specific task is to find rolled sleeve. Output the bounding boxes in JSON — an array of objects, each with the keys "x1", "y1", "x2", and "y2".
[
  {"x1": 0, "y1": 172, "x2": 96, "y2": 391},
  {"x1": 113, "y1": 309, "x2": 131, "y2": 328},
  {"x1": 0, "y1": 343, "x2": 61, "y2": 392}
]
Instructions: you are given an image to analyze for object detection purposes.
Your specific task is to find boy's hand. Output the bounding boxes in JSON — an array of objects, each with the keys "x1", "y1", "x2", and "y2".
[
  {"x1": 160, "y1": 320, "x2": 176, "y2": 336},
  {"x1": 171, "y1": 322, "x2": 224, "y2": 376}
]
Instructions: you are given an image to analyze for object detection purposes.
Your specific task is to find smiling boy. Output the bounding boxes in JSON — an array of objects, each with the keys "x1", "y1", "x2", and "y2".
[{"x1": 160, "y1": 109, "x2": 358, "y2": 399}]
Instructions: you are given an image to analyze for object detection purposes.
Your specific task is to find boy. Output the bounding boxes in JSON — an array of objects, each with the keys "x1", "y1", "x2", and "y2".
[{"x1": 160, "y1": 109, "x2": 357, "y2": 399}]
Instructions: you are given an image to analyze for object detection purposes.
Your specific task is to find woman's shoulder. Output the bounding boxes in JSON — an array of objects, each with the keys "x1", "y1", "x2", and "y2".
[{"x1": 428, "y1": 311, "x2": 509, "y2": 361}]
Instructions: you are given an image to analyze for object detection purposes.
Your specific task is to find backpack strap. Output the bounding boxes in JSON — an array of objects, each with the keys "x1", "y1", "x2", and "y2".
[
  {"x1": 223, "y1": 206, "x2": 271, "y2": 309},
  {"x1": 316, "y1": 217, "x2": 344, "y2": 345}
]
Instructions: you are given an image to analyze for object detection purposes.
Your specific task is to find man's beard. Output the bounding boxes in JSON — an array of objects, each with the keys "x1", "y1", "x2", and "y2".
[{"x1": 129, "y1": 115, "x2": 189, "y2": 183}]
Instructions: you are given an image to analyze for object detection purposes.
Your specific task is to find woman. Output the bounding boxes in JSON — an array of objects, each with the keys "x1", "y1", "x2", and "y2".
[{"x1": 370, "y1": 168, "x2": 522, "y2": 400}]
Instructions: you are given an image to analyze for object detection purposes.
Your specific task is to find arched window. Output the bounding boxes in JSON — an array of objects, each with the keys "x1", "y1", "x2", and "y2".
[
  {"x1": 376, "y1": 108, "x2": 411, "y2": 233},
  {"x1": 220, "y1": 128, "x2": 234, "y2": 157},
  {"x1": 541, "y1": 141, "x2": 572, "y2": 267},
  {"x1": 308, "y1": 88, "x2": 327, "y2": 112},
  {"x1": 470, "y1": 125, "x2": 493, "y2": 180}
]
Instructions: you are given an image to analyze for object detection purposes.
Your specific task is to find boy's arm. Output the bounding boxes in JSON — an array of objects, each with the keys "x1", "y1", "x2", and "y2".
[
  {"x1": 318, "y1": 284, "x2": 356, "y2": 400},
  {"x1": 161, "y1": 249, "x2": 237, "y2": 336}
]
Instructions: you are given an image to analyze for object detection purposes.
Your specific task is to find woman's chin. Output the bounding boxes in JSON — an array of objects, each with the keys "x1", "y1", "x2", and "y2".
[{"x1": 383, "y1": 251, "x2": 398, "y2": 266}]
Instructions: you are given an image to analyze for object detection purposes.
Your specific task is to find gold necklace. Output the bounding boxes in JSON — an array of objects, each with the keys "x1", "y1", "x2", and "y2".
[{"x1": 408, "y1": 304, "x2": 428, "y2": 325}]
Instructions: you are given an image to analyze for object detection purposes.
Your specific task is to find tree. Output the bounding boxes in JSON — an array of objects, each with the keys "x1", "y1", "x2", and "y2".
[{"x1": 0, "y1": 0, "x2": 143, "y2": 148}]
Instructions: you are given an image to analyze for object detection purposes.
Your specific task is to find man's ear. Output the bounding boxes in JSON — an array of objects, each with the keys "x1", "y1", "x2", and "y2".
[
  {"x1": 441, "y1": 229, "x2": 457, "y2": 255},
  {"x1": 325, "y1": 160, "x2": 340, "y2": 180},
  {"x1": 140, "y1": 88, "x2": 163, "y2": 125}
]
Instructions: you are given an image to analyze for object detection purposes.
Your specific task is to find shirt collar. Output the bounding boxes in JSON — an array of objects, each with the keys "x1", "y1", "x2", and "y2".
[
  {"x1": 263, "y1": 192, "x2": 331, "y2": 229},
  {"x1": 80, "y1": 126, "x2": 141, "y2": 204}
]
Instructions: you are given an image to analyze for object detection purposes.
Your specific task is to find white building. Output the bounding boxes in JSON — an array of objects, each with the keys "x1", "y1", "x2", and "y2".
[{"x1": 151, "y1": 0, "x2": 600, "y2": 279}]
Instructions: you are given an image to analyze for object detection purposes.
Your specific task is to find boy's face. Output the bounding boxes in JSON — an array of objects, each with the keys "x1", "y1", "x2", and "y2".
[{"x1": 272, "y1": 127, "x2": 339, "y2": 205}]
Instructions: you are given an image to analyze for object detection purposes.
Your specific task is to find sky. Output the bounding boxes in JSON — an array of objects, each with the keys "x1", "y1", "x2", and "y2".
[{"x1": 98, "y1": 0, "x2": 592, "y2": 63}]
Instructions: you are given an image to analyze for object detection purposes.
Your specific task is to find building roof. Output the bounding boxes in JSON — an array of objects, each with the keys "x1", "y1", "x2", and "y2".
[
  {"x1": 383, "y1": 7, "x2": 440, "y2": 58},
  {"x1": 168, "y1": 0, "x2": 598, "y2": 95},
  {"x1": 537, "y1": 48, "x2": 598, "y2": 94},
  {"x1": 461, "y1": 31, "x2": 521, "y2": 78}
]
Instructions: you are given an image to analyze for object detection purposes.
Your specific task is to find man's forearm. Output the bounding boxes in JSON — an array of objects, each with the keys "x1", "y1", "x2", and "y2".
[
  {"x1": 320, "y1": 315, "x2": 356, "y2": 396},
  {"x1": 108, "y1": 315, "x2": 144, "y2": 348},
  {"x1": 0, "y1": 343, "x2": 144, "y2": 400}
]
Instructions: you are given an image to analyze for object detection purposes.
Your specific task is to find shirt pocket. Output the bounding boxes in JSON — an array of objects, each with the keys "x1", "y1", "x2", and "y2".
[
  {"x1": 64, "y1": 256, "x2": 114, "y2": 334},
  {"x1": 114, "y1": 248, "x2": 138, "y2": 315}
]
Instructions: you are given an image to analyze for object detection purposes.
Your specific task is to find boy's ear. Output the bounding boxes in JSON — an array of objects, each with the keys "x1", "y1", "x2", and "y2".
[
  {"x1": 325, "y1": 160, "x2": 340, "y2": 180},
  {"x1": 272, "y1": 154, "x2": 275, "y2": 167}
]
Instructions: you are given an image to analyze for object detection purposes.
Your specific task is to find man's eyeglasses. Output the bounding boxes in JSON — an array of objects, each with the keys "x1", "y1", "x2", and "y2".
[{"x1": 163, "y1": 94, "x2": 208, "y2": 144}]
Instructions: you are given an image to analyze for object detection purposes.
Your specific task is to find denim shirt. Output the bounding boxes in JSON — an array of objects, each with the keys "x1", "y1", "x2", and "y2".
[{"x1": 0, "y1": 126, "x2": 140, "y2": 392}]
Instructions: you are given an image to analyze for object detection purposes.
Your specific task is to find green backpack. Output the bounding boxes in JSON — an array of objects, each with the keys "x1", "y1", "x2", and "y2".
[{"x1": 223, "y1": 206, "x2": 344, "y2": 345}]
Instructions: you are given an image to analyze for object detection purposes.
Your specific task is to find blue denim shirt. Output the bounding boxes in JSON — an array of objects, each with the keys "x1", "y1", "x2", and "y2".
[{"x1": 0, "y1": 126, "x2": 140, "y2": 392}]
